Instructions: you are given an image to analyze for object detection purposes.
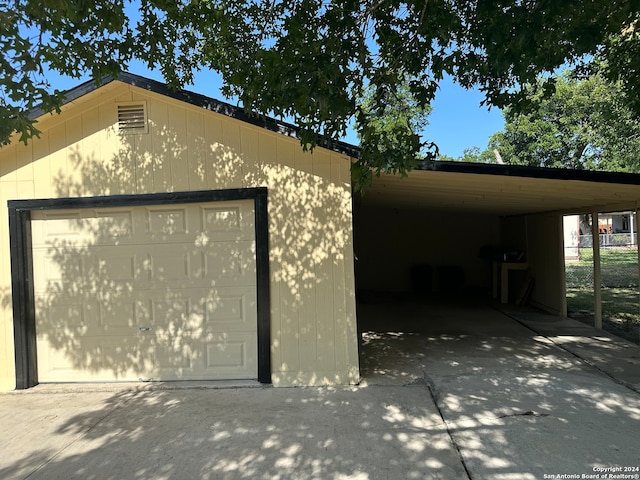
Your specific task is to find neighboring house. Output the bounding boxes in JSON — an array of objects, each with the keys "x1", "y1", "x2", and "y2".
[
  {"x1": 596, "y1": 212, "x2": 637, "y2": 247},
  {"x1": 564, "y1": 212, "x2": 637, "y2": 262},
  {"x1": 3, "y1": 74, "x2": 640, "y2": 391}
]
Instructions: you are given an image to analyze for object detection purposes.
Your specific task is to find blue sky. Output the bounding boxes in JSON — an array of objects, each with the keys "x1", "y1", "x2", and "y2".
[
  {"x1": 427, "y1": 77, "x2": 505, "y2": 157},
  {"x1": 47, "y1": 64, "x2": 505, "y2": 158}
]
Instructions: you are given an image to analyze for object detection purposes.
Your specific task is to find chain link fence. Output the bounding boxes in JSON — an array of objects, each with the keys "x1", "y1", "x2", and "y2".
[{"x1": 565, "y1": 242, "x2": 639, "y2": 344}]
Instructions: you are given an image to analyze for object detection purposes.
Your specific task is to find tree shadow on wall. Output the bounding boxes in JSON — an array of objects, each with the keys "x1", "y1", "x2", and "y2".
[{"x1": 35, "y1": 116, "x2": 355, "y2": 382}]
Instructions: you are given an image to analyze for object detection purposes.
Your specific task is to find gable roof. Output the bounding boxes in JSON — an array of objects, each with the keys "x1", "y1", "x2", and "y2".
[
  {"x1": 26, "y1": 72, "x2": 640, "y2": 216},
  {"x1": 29, "y1": 72, "x2": 361, "y2": 159}
]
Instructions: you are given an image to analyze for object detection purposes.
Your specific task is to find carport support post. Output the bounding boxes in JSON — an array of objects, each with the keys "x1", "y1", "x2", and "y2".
[
  {"x1": 636, "y1": 208, "x2": 640, "y2": 343},
  {"x1": 591, "y1": 212, "x2": 602, "y2": 329}
]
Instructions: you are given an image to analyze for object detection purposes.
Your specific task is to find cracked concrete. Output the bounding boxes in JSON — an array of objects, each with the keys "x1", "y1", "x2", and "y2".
[{"x1": 359, "y1": 298, "x2": 640, "y2": 479}]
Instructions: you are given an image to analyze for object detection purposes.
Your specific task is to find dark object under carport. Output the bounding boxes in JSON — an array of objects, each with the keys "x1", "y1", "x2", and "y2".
[{"x1": 411, "y1": 264, "x2": 433, "y2": 297}]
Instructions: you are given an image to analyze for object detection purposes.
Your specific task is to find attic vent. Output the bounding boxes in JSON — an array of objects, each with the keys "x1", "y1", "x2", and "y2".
[{"x1": 117, "y1": 102, "x2": 148, "y2": 133}]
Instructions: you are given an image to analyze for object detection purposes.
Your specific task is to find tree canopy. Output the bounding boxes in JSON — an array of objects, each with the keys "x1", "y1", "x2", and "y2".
[
  {"x1": 488, "y1": 71, "x2": 640, "y2": 172},
  {"x1": 2, "y1": 0, "x2": 640, "y2": 186}
]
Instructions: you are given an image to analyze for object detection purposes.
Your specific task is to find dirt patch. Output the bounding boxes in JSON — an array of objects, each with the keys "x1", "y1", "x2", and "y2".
[{"x1": 569, "y1": 311, "x2": 640, "y2": 345}]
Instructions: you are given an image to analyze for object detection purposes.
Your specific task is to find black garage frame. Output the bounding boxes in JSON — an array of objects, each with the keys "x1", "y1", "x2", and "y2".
[{"x1": 8, "y1": 187, "x2": 271, "y2": 389}]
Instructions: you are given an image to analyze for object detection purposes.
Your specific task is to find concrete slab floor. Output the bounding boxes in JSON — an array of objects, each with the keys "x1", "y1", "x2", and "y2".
[
  {"x1": 359, "y1": 299, "x2": 640, "y2": 480},
  {"x1": 1, "y1": 299, "x2": 639, "y2": 480},
  {"x1": 0, "y1": 385, "x2": 464, "y2": 480}
]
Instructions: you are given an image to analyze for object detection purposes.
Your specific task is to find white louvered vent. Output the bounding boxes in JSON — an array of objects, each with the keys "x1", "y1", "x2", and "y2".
[{"x1": 117, "y1": 102, "x2": 148, "y2": 133}]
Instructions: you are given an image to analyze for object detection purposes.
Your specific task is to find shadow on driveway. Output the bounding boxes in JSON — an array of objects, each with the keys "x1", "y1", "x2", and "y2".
[{"x1": 1, "y1": 298, "x2": 639, "y2": 479}]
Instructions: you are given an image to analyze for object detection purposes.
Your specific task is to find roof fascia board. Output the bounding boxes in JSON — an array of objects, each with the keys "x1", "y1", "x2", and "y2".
[{"x1": 423, "y1": 160, "x2": 640, "y2": 187}]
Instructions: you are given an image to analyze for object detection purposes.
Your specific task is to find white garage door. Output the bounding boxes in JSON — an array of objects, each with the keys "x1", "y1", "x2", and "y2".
[{"x1": 31, "y1": 200, "x2": 258, "y2": 382}]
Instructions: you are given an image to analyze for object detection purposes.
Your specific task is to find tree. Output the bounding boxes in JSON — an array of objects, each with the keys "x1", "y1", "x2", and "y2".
[
  {"x1": 354, "y1": 78, "x2": 433, "y2": 186},
  {"x1": 489, "y1": 71, "x2": 640, "y2": 171},
  {"x1": 444, "y1": 146, "x2": 496, "y2": 164},
  {"x1": 2, "y1": 0, "x2": 640, "y2": 187}
]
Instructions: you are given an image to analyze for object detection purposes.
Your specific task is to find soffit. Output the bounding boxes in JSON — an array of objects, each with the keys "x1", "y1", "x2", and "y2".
[{"x1": 359, "y1": 168, "x2": 640, "y2": 216}]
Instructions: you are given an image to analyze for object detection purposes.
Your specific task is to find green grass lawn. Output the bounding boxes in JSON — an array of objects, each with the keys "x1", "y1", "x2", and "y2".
[{"x1": 565, "y1": 247, "x2": 639, "y2": 323}]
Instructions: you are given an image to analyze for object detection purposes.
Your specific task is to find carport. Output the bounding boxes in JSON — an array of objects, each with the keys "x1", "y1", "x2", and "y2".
[{"x1": 353, "y1": 161, "x2": 640, "y2": 325}]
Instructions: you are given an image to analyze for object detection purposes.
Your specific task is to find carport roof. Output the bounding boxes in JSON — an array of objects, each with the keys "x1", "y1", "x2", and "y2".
[{"x1": 360, "y1": 162, "x2": 640, "y2": 216}]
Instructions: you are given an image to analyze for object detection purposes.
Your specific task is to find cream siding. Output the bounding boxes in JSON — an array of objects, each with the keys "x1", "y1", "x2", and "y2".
[
  {"x1": 0, "y1": 82, "x2": 359, "y2": 389},
  {"x1": 526, "y1": 213, "x2": 566, "y2": 315}
]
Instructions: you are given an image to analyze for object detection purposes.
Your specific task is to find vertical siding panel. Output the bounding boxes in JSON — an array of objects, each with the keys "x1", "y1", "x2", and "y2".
[
  {"x1": 315, "y1": 273, "x2": 335, "y2": 375},
  {"x1": 203, "y1": 116, "x2": 224, "y2": 190},
  {"x1": 298, "y1": 272, "x2": 318, "y2": 376},
  {"x1": 0, "y1": 179, "x2": 16, "y2": 389},
  {"x1": 129, "y1": 94, "x2": 154, "y2": 194},
  {"x1": 48, "y1": 123, "x2": 68, "y2": 196},
  {"x1": 276, "y1": 138, "x2": 295, "y2": 170},
  {"x1": 148, "y1": 99, "x2": 172, "y2": 192},
  {"x1": 167, "y1": 104, "x2": 189, "y2": 191},
  {"x1": 259, "y1": 133, "x2": 278, "y2": 168},
  {"x1": 313, "y1": 153, "x2": 336, "y2": 375},
  {"x1": 114, "y1": 89, "x2": 135, "y2": 195},
  {"x1": 0, "y1": 145, "x2": 17, "y2": 182},
  {"x1": 266, "y1": 137, "x2": 284, "y2": 382},
  {"x1": 219, "y1": 118, "x2": 243, "y2": 188},
  {"x1": 81, "y1": 107, "x2": 101, "y2": 164},
  {"x1": 312, "y1": 153, "x2": 332, "y2": 181},
  {"x1": 297, "y1": 148, "x2": 318, "y2": 376},
  {"x1": 15, "y1": 142, "x2": 33, "y2": 183},
  {"x1": 113, "y1": 90, "x2": 142, "y2": 195},
  {"x1": 65, "y1": 115, "x2": 84, "y2": 191},
  {"x1": 186, "y1": 110, "x2": 206, "y2": 191},
  {"x1": 240, "y1": 126, "x2": 261, "y2": 186},
  {"x1": 294, "y1": 144, "x2": 314, "y2": 174},
  {"x1": 269, "y1": 271, "x2": 282, "y2": 383},
  {"x1": 275, "y1": 132, "x2": 302, "y2": 379},
  {"x1": 331, "y1": 154, "x2": 358, "y2": 380},
  {"x1": 134, "y1": 131, "x2": 154, "y2": 194},
  {"x1": 279, "y1": 271, "x2": 300, "y2": 377},
  {"x1": 98, "y1": 101, "x2": 121, "y2": 196},
  {"x1": 32, "y1": 134, "x2": 52, "y2": 197}
]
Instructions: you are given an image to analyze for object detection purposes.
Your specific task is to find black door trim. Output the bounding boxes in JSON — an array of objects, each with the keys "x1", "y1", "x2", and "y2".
[{"x1": 8, "y1": 188, "x2": 271, "y2": 388}]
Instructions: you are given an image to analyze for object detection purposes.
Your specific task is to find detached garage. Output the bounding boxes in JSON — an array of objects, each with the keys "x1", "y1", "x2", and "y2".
[
  {"x1": 3, "y1": 74, "x2": 640, "y2": 391},
  {"x1": 0, "y1": 74, "x2": 359, "y2": 390}
]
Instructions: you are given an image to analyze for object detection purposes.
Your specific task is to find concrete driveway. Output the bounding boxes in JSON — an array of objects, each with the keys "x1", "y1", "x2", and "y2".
[{"x1": 1, "y1": 299, "x2": 639, "y2": 480}]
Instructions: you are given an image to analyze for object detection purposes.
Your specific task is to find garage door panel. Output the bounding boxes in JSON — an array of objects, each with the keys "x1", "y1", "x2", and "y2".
[
  {"x1": 149, "y1": 338, "x2": 193, "y2": 370},
  {"x1": 97, "y1": 251, "x2": 138, "y2": 282},
  {"x1": 200, "y1": 204, "x2": 254, "y2": 239},
  {"x1": 148, "y1": 248, "x2": 191, "y2": 281},
  {"x1": 205, "y1": 287, "x2": 257, "y2": 327},
  {"x1": 92, "y1": 210, "x2": 135, "y2": 242},
  {"x1": 39, "y1": 296, "x2": 151, "y2": 341},
  {"x1": 146, "y1": 207, "x2": 189, "y2": 238},
  {"x1": 37, "y1": 335, "x2": 144, "y2": 382},
  {"x1": 204, "y1": 332, "x2": 257, "y2": 374},
  {"x1": 34, "y1": 211, "x2": 83, "y2": 239},
  {"x1": 42, "y1": 301, "x2": 87, "y2": 331},
  {"x1": 201, "y1": 241, "x2": 256, "y2": 285},
  {"x1": 148, "y1": 296, "x2": 193, "y2": 329},
  {"x1": 32, "y1": 249, "x2": 85, "y2": 293},
  {"x1": 97, "y1": 300, "x2": 138, "y2": 334},
  {"x1": 32, "y1": 199, "x2": 259, "y2": 383}
]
